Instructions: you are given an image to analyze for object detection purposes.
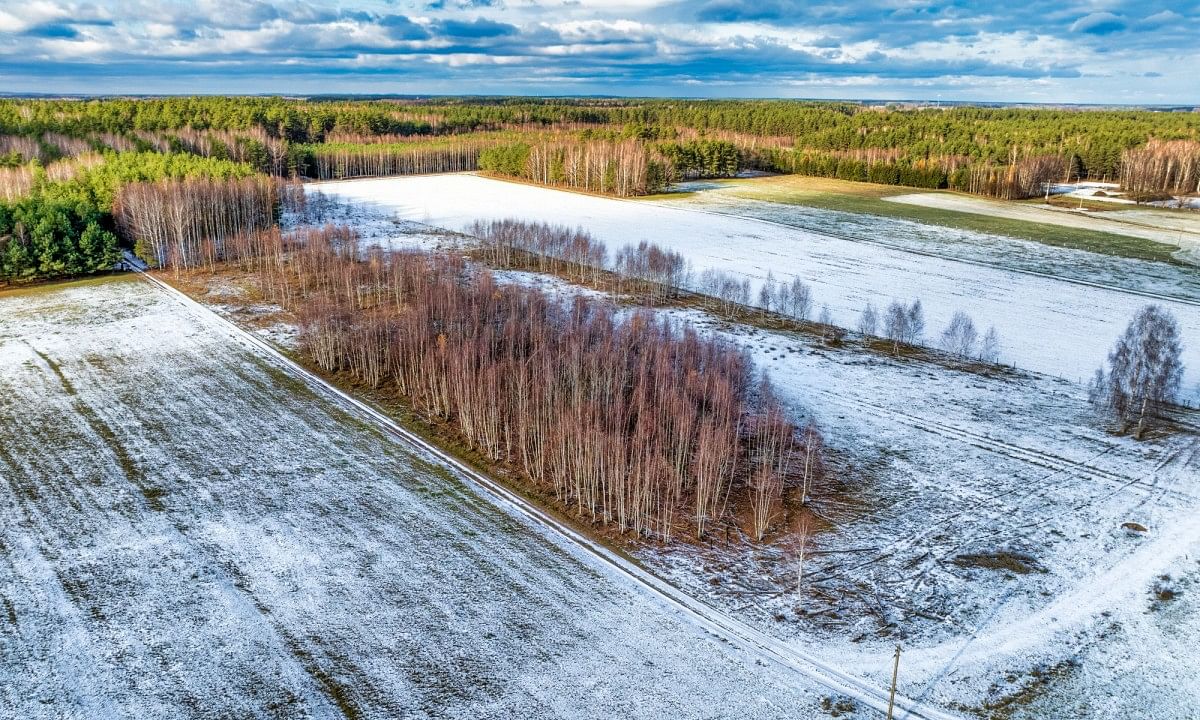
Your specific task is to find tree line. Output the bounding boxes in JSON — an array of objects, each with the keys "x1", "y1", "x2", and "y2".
[
  {"x1": 467, "y1": 219, "x2": 1008, "y2": 371},
  {"x1": 480, "y1": 139, "x2": 666, "y2": 197},
  {"x1": 112, "y1": 176, "x2": 283, "y2": 270},
  {"x1": 468, "y1": 219, "x2": 1183, "y2": 442},
  {"x1": 3, "y1": 97, "x2": 1195, "y2": 199},
  {"x1": 3, "y1": 96, "x2": 1195, "y2": 282},
  {"x1": 295, "y1": 138, "x2": 491, "y2": 180},
  {"x1": 0, "y1": 193, "x2": 120, "y2": 281},
  {"x1": 0, "y1": 151, "x2": 256, "y2": 283},
  {"x1": 1120, "y1": 139, "x2": 1200, "y2": 196}
]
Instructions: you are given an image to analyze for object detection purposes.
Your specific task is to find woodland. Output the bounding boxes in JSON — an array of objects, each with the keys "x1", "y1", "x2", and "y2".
[
  {"x1": 134, "y1": 198, "x2": 826, "y2": 542},
  {"x1": 1, "y1": 96, "x2": 1198, "y2": 282},
  {"x1": 2, "y1": 94, "x2": 1189, "y2": 543}
]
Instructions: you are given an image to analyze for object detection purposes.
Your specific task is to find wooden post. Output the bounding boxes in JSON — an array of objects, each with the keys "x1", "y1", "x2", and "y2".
[{"x1": 886, "y1": 644, "x2": 901, "y2": 720}]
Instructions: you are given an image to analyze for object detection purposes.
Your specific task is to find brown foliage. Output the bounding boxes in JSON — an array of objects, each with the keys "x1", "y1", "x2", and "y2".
[
  {"x1": 1120, "y1": 139, "x2": 1200, "y2": 195},
  {"x1": 307, "y1": 142, "x2": 489, "y2": 180},
  {"x1": 252, "y1": 227, "x2": 817, "y2": 542},
  {"x1": 470, "y1": 218, "x2": 688, "y2": 305},
  {"x1": 964, "y1": 152, "x2": 1064, "y2": 200},
  {"x1": 113, "y1": 176, "x2": 282, "y2": 270},
  {"x1": 525, "y1": 139, "x2": 654, "y2": 196}
]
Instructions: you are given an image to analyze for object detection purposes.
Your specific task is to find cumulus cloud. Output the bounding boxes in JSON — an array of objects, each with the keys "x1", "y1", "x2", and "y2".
[
  {"x1": 0, "y1": 0, "x2": 1194, "y2": 101},
  {"x1": 436, "y1": 18, "x2": 518, "y2": 38},
  {"x1": 1070, "y1": 12, "x2": 1126, "y2": 35}
]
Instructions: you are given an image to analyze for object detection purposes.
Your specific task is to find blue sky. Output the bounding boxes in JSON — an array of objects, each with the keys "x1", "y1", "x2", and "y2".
[{"x1": 0, "y1": 1, "x2": 1197, "y2": 103}]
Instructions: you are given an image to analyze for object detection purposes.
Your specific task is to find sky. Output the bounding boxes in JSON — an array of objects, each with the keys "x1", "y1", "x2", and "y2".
[{"x1": 0, "y1": 0, "x2": 1197, "y2": 103}]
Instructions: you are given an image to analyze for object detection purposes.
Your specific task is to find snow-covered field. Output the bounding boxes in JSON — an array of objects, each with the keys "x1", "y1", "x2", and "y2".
[
  {"x1": 434, "y1": 259, "x2": 1200, "y2": 717},
  {"x1": 300, "y1": 179, "x2": 1200, "y2": 716},
  {"x1": 475, "y1": 259, "x2": 1200, "y2": 718},
  {"x1": 668, "y1": 189, "x2": 1200, "y2": 304},
  {"x1": 660, "y1": 311, "x2": 1200, "y2": 717},
  {"x1": 0, "y1": 276, "x2": 880, "y2": 719},
  {"x1": 885, "y1": 191, "x2": 1200, "y2": 256},
  {"x1": 9, "y1": 173, "x2": 1192, "y2": 717},
  {"x1": 313, "y1": 175, "x2": 1200, "y2": 402}
]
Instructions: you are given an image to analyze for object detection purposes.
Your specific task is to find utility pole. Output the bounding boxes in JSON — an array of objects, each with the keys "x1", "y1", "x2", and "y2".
[{"x1": 886, "y1": 644, "x2": 901, "y2": 720}]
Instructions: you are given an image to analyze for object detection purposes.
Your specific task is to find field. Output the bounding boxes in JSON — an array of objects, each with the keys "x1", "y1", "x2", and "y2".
[
  {"x1": 0, "y1": 275, "x2": 886, "y2": 719},
  {"x1": 663, "y1": 175, "x2": 1193, "y2": 264},
  {"x1": 7, "y1": 169, "x2": 1198, "y2": 719},
  {"x1": 883, "y1": 192, "x2": 1200, "y2": 263},
  {"x1": 301, "y1": 175, "x2": 1200, "y2": 717},
  {"x1": 663, "y1": 307, "x2": 1200, "y2": 717},
  {"x1": 662, "y1": 184, "x2": 1199, "y2": 302},
  {"x1": 314, "y1": 174, "x2": 1200, "y2": 402}
]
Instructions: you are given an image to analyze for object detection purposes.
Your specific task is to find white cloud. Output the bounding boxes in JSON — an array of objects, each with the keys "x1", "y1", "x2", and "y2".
[{"x1": 0, "y1": 0, "x2": 1194, "y2": 102}]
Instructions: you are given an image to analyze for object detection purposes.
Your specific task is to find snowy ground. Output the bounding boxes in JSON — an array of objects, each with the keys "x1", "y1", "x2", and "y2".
[
  {"x1": 885, "y1": 192, "x2": 1200, "y2": 259},
  {"x1": 1104, "y1": 208, "x2": 1200, "y2": 234},
  {"x1": 667, "y1": 188, "x2": 1199, "y2": 301},
  {"x1": 480, "y1": 260, "x2": 1200, "y2": 718},
  {"x1": 661, "y1": 312, "x2": 1200, "y2": 718},
  {"x1": 312, "y1": 175, "x2": 1200, "y2": 403},
  {"x1": 293, "y1": 181, "x2": 1200, "y2": 717},
  {"x1": 0, "y1": 275, "x2": 881, "y2": 719}
]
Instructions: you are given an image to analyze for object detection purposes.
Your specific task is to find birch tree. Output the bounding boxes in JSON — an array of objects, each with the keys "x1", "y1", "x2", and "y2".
[{"x1": 1089, "y1": 304, "x2": 1184, "y2": 439}]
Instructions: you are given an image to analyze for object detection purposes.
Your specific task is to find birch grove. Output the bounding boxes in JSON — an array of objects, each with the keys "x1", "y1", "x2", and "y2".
[
  {"x1": 243, "y1": 226, "x2": 821, "y2": 542},
  {"x1": 1119, "y1": 139, "x2": 1200, "y2": 196},
  {"x1": 303, "y1": 141, "x2": 489, "y2": 179},
  {"x1": 113, "y1": 176, "x2": 281, "y2": 270}
]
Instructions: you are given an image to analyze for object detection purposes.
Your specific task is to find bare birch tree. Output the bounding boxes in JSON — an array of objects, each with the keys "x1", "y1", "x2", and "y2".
[
  {"x1": 1089, "y1": 304, "x2": 1184, "y2": 439},
  {"x1": 858, "y1": 302, "x2": 878, "y2": 337},
  {"x1": 978, "y1": 326, "x2": 1001, "y2": 364},
  {"x1": 939, "y1": 311, "x2": 978, "y2": 358}
]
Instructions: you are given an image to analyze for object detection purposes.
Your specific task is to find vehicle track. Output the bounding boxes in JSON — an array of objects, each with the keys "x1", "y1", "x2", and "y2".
[
  {"x1": 137, "y1": 270, "x2": 962, "y2": 720},
  {"x1": 813, "y1": 389, "x2": 1196, "y2": 505},
  {"x1": 801, "y1": 386, "x2": 1196, "y2": 593}
]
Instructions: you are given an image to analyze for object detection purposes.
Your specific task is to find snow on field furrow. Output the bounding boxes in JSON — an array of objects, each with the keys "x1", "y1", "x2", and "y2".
[
  {"x1": 884, "y1": 192, "x2": 1200, "y2": 251},
  {"x1": 1, "y1": 335, "x2": 347, "y2": 716},
  {"x1": 460, "y1": 269, "x2": 1199, "y2": 712},
  {"x1": 0, "y1": 276, "x2": 848, "y2": 719},
  {"x1": 313, "y1": 175, "x2": 1200, "y2": 402},
  {"x1": 678, "y1": 319, "x2": 1200, "y2": 711}
]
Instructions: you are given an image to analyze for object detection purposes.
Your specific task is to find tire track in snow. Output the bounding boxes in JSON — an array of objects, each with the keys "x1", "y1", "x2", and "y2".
[
  {"x1": 800, "y1": 387, "x2": 1194, "y2": 595},
  {"x1": 814, "y1": 389, "x2": 1195, "y2": 505},
  {"x1": 137, "y1": 270, "x2": 963, "y2": 720}
]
